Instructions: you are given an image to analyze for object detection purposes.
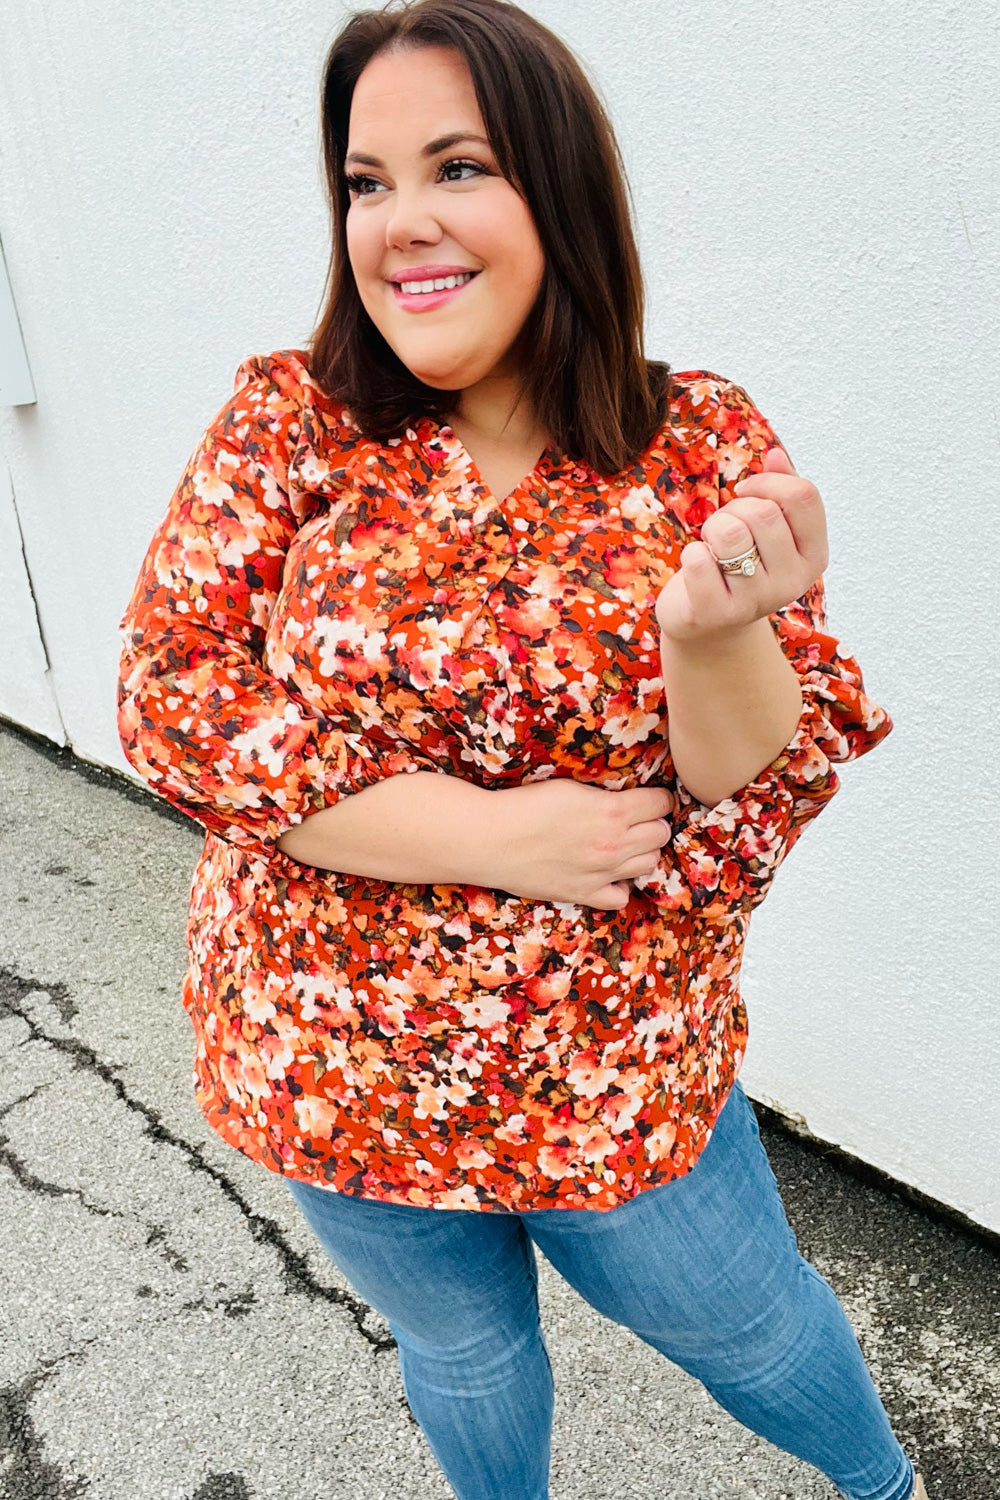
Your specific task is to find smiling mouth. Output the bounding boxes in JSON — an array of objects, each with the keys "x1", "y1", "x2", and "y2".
[{"x1": 390, "y1": 270, "x2": 481, "y2": 295}]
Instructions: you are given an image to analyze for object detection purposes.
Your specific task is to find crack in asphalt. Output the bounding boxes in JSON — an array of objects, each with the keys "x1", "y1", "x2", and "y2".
[
  {"x1": 0, "y1": 950, "x2": 418, "y2": 1497},
  {"x1": 0, "y1": 1086, "x2": 52, "y2": 1122},
  {"x1": 0, "y1": 1351, "x2": 98, "y2": 1500},
  {"x1": 0, "y1": 1134, "x2": 134, "y2": 1222},
  {"x1": 190, "y1": 1477, "x2": 253, "y2": 1500},
  {"x1": 0, "y1": 1317, "x2": 271, "y2": 1500},
  {"x1": 0, "y1": 977, "x2": 406, "y2": 1494},
  {"x1": 0, "y1": 967, "x2": 394, "y2": 1354}
]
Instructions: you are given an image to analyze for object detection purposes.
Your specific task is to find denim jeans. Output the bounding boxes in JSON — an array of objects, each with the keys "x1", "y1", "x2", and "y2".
[{"x1": 285, "y1": 1078, "x2": 915, "y2": 1500}]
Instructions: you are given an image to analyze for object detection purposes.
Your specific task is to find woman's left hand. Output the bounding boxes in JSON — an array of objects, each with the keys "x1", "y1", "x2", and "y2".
[{"x1": 654, "y1": 446, "x2": 830, "y2": 646}]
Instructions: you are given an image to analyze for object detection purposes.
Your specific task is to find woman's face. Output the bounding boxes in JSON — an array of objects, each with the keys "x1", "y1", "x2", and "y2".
[{"x1": 344, "y1": 44, "x2": 546, "y2": 393}]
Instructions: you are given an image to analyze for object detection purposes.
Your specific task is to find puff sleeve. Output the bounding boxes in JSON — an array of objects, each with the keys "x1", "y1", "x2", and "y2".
[
  {"x1": 115, "y1": 355, "x2": 425, "y2": 863},
  {"x1": 631, "y1": 379, "x2": 894, "y2": 919}
]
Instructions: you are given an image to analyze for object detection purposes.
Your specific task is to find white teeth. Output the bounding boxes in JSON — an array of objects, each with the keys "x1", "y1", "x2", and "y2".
[{"x1": 397, "y1": 271, "x2": 476, "y2": 295}]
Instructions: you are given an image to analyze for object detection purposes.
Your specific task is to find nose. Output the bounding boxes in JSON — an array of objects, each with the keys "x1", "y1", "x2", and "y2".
[{"x1": 384, "y1": 184, "x2": 444, "y2": 252}]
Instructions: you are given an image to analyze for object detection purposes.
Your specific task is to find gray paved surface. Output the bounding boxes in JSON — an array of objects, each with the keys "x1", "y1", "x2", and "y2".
[{"x1": 1, "y1": 721, "x2": 996, "y2": 1500}]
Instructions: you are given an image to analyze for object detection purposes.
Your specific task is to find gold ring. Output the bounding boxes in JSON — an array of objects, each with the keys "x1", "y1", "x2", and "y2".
[{"x1": 710, "y1": 543, "x2": 761, "y2": 577}]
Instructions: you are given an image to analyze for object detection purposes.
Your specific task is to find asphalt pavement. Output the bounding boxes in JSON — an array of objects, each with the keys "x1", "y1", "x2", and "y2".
[{"x1": 1, "y1": 720, "x2": 996, "y2": 1500}]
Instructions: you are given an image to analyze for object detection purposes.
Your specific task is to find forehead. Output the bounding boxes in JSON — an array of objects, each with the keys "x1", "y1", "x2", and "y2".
[{"x1": 348, "y1": 45, "x2": 484, "y2": 145}]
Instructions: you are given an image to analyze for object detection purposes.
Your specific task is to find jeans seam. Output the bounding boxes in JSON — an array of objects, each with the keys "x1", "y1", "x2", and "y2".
[{"x1": 837, "y1": 1452, "x2": 914, "y2": 1500}]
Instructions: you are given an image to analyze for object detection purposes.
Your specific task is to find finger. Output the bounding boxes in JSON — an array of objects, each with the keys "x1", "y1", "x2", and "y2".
[
  {"x1": 624, "y1": 787, "x2": 674, "y2": 825},
  {"x1": 678, "y1": 538, "x2": 744, "y2": 618},
  {"x1": 618, "y1": 852, "x2": 664, "y2": 883},
  {"x1": 732, "y1": 473, "x2": 814, "y2": 503},
  {"x1": 627, "y1": 814, "x2": 671, "y2": 855},
  {"x1": 761, "y1": 445, "x2": 798, "y2": 475},
  {"x1": 727, "y1": 477, "x2": 827, "y2": 566},
  {"x1": 587, "y1": 884, "x2": 630, "y2": 910},
  {"x1": 703, "y1": 497, "x2": 798, "y2": 580},
  {"x1": 702, "y1": 497, "x2": 810, "y2": 617},
  {"x1": 701, "y1": 507, "x2": 756, "y2": 564},
  {"x1": 720, "y1": 496, "x2": 802, "y2": 580}
]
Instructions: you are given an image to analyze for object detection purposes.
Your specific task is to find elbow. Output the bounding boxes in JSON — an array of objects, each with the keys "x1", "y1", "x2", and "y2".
[
  {"x1": 675, "y1": 735, "x2": 805, "y2": 812},
  {"x1": 676, "y1": 770, "x2": 757, "y2": 812},
  {"x1": 116, "y1": 702, "x2": 157, "y2": 788},
  {"x1": 115, "y1": 665, "x2": 166, "y2": 789}
]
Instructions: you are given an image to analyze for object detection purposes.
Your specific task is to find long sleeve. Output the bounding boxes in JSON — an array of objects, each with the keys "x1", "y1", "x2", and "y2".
[
  {"x1": 632, "y1": 379, "x2": 894, "y2": 919},
  {"x1": 116, "y1": 354, "x2": 425, "y2": 863}
]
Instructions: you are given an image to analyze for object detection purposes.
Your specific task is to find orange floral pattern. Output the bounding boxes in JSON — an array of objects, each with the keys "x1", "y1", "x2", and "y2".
[{"x1": 116, "y1": 349, "x2": 893, "y2": 1211}]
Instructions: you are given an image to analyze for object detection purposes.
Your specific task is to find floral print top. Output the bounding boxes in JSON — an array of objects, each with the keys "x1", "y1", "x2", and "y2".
[{"x1": 116, "y1": 348, "x2": 893, "y2": 1212}]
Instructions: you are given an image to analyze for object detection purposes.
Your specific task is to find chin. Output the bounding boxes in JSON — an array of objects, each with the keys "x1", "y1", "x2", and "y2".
[
  {"x1": 381, "y1": 328, "x2": 500, "y2": 389},
  {"x1": 397, "y1": 359, "x2": 479, "y2": 390},
  {"x1": 404, "y1": 369, "x2": 457, "y2": 389}
]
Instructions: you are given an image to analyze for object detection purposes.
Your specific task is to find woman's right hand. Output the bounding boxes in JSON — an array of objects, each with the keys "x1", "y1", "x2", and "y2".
[{"x1": 493, "y1": 778, "x2": 674, "y2": 910}]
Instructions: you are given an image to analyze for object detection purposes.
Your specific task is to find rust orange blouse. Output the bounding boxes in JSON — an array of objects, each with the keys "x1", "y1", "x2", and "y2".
[{"x1": 116, "y1": 348, "x2": 893, "y2": 1211}]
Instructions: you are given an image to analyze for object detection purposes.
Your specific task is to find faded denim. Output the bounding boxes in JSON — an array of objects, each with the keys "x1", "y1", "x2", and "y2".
[{"x1": 286, "y1": 1078, "x2": 915, "y2": 1500}]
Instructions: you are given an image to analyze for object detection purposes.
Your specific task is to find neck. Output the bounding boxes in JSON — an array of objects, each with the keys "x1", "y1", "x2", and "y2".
[{"x1": 446, "y1": 373, "x2": 547, "y2": 452}]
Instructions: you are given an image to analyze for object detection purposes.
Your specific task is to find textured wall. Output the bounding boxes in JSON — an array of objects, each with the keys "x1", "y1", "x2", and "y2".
[
  {"x1": 0, "y1": 1, "x2": 996, "y2": 1229},
  {"x1": 0, "y1": 457, "x2": 64, "y2": 741}
]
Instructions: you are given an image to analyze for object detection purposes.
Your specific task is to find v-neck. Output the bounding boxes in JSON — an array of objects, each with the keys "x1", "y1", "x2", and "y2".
[{"x1": 428, "y1": 416, "x2": 565, "y2": 508}]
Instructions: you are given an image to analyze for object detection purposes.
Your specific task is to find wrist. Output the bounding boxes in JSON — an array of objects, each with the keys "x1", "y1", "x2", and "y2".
[
  {"x1": 659, "y1": 615, "x2": 774, "y2": 661},
  {"x1": 658, "y1": 616, "x2": 802, "y2": 808},
  {"x1": 469, "y1": 786, "x2": 521, "y2": 893}
]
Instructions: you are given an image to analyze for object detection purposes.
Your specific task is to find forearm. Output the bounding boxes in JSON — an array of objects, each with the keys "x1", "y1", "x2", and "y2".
[
  {"x1": 276, "y1": 771, "x2": 507, "y2": 887},
  {"x1": 659, "y1": 616, "x2": 804, "y2": 808}
]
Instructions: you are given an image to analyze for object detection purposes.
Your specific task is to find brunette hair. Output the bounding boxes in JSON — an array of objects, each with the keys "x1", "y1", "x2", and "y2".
[{"x1": 308, "y1": 0, "x2": 672, "y2": 476}]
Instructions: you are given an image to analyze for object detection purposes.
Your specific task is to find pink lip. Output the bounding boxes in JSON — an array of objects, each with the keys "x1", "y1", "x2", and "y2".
[
  {"x1": 388, "y1": 264, "x2": 478, "y2": 283},
  {"x1": 390, "y1": 270, "x2": 480, "y2": 313}
]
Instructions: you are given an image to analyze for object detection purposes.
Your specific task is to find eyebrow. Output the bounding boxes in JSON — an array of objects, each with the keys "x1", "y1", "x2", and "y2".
[{"x1": 344, "y1": 131, "x2": 491, "y2": 168}]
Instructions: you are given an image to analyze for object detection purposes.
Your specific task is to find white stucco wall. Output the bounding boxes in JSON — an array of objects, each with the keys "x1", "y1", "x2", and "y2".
[
  {"x1": 0, "y1": 456, "x2": 64, "y2": 743},
  {"x1": 0, "y1": 2, "x2": 996, "y2": 1230}
]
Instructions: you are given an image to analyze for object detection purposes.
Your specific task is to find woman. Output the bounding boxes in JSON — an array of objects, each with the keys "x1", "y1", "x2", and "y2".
[{"x1": 116, "y1": 1, "x2": 923, "y2": 1496}]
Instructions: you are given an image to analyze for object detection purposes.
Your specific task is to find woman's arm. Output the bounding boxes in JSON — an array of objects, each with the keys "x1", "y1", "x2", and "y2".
[
  {"x1": 116, "y1": 354, "x2": 432, "y2": 862},
  {"x1": 276, "y1": 770, "x2": 506, "y2": 886},
  {"x1": 279, "y1": 769, "x2": 675, "y2": 909},
  {"x1": 658, "y1": 616, "x2": 804, "y2": 810},
  {"x1": 631, "y1": 379, "x2": 894, "y2": 919}
]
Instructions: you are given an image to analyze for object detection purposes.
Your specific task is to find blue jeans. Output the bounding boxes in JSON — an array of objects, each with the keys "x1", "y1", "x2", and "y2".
[{"x1": 285, "y1": 1079, "x2": 915, "y2": 1500}]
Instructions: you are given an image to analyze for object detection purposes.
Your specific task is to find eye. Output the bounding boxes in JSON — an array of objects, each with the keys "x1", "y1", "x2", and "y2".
[
  {"x1": 344, "y1": 173, "x2": 383, "y2": 198},
  {"x1": 344, "y1": 156, "x2": 488, "y2": 198},
  {"x1": 438, "y1": 157, "x2": 487, "y2": 183}
]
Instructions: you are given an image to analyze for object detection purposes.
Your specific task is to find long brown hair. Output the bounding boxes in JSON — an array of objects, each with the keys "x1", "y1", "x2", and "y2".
[{"x1": 308, "y1": 0, "x2": 672, "y2": 477}]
